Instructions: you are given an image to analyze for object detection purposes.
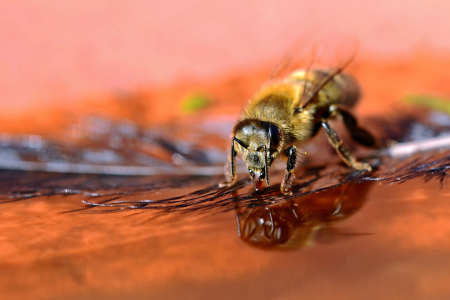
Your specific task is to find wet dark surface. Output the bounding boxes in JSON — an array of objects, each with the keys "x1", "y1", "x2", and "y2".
[
  {"x1": 1, "y1": 174, "x2": 450, "y2": 300},
  {"x1": 1, "y1": 110, "x2": 450, "y2": 299}
]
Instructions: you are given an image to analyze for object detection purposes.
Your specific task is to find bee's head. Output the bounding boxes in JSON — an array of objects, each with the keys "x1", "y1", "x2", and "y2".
[{"x1": 233, "y1": 120, "x2": 284, "y2": 191}]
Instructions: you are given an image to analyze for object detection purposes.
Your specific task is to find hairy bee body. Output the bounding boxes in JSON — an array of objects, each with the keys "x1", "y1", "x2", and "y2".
[
  {"x1": 222, "y1": 67, "x2": 374, "y2": 194},
  {"x1": 240, "y1": 70, "x2": 361, "y2": 143}
]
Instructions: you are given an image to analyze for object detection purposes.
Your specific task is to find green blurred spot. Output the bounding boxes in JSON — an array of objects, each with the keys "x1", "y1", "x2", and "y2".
[
  {"x1": 181, "y1": 93, "x2": 211, "y2": 114},
  {"x1": 404, "y1": 94, "x2": 450, "y2": 115}
]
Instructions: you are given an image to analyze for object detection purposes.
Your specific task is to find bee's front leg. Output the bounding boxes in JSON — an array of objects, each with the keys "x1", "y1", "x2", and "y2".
[
  {"x1": 281, "y1": 146, "x2": 297, "y2": 195},
  {"x1": 219, "y1": 137, "x2": 238, "y2": 188}
]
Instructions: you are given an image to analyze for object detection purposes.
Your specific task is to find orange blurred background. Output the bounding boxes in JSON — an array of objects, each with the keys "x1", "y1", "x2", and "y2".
[{"x1": 1, "y1": 0, "x2": 450, "y2": 126}]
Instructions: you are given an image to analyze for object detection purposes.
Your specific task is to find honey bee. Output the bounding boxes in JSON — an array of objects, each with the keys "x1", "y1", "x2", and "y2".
[{"x1": 220, "y1": 58, "x2": 375, "y2": 195}]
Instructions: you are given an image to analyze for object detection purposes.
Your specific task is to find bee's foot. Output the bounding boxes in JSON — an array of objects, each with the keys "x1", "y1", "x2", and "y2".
[
  {"x1": 354, "y1": 162, "x2": 372, "y2": 172},
  {"x1": 218, "y1": 182, "x2": 230, "y2": 188},
  {"x1": 281, "y1": 172, "x2": 295, "y2": 195},
  {"x1": 280, "y1": 182, "x2": 294, "y2": 196},
  {"x1": 281, "y1": 187, "x2": 293, "y2": 196},
  {"x1": 219, "y1": 179, "x2": 236, "y2": 188},
  {"x1": 363, "y1": 164, "x2": 372, "y2": 172}
]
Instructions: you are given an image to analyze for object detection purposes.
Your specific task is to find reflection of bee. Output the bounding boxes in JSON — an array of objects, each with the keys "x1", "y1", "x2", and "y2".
[
  {"x1": 236, "y1": 181, "x2": 373, "y2": 250},
  {"x1": 220, "y1": 59, "x2": 375, "y2": 194}
]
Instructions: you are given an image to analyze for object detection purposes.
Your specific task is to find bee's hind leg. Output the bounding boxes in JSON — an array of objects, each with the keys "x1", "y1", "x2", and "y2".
[
  {"x1": 281, "y1": 146, "x2": 297, "y2": 195},
  {"x1": 321, "y1": 120, "x2": 372, "y2": 171},
  {"x1": 334, "y1": 105, "x2": 376, "y2": 148}
]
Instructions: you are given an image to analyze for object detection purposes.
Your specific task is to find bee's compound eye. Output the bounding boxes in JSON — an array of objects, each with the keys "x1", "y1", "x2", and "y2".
[
  {"x1": 248, "y1": 169, "x2": 254, "y2": 178},
  {"x1": 268, "y1": 124, "x2": 281, "y2": 150}
]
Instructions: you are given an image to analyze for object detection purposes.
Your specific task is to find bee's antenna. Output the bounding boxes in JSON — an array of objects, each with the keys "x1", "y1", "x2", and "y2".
[
  {"x1": 301, "y1": 53, "x2": 356, "y2": 109},
  {"x1": 266, "y1": 128, "x2": 273, "y2": 186},
  {"x1": 264, "y1": 145, "x2": 270, "y2": 186}
]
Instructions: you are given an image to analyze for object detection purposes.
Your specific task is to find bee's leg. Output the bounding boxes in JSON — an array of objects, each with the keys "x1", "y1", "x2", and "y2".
[
  {"x1": 333, "y1": 105, "x2": 376, "y2": 148},
  {"x1": 219, "y1": 138, "x2": 238, "y2": 188},
  {"x1": 281, "y1": 146, "x2": 297, "y2": 195},
  {"x1": 321, "y1": 120, "x2": 372, "y2": 171}
]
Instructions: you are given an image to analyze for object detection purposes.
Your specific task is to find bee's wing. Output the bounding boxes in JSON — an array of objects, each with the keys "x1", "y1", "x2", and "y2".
[
  {"x1": 269, "y1": 45, "x2": 317, "y2": 80},
  {"x1": 299, "y1": 51, "x2": 357, "y2": 109},
  {"x1": 290, "y1": 38, "x2": 359, "y2": 109},
  {"x1": 267, "y1": 38, "x2": 359, "y2": 109}
]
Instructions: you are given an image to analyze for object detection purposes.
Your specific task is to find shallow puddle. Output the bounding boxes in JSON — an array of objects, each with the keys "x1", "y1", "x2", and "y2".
[{"x1": 0, "y1": 173, "x2": 449, "y2": 300}]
